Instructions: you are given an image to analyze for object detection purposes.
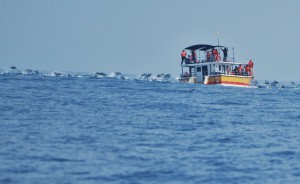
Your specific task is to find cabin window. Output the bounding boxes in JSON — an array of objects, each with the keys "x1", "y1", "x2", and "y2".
[
  {"x1": 197, "y1": 67, "x2": 201, "y2": 72},
  {"x1": 219, "y1": 65, "x2": 221, "y2": 71}
]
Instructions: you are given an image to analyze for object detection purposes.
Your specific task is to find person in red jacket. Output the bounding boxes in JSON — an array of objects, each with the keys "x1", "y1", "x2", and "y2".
[
  {"x1": 248, "y1": 60, "x2": 254, "y2": 76},
  {"x1": 238, "y1": 65, "x2": 243, "y2": 75},
  {"x1": 181, "y1": 50, "x2": 187, "y2": 65},
  {"x1": 248, "y1": 60, "x2": 254, "y2": 68},
  {"x1": 212, "y1": 49, "x2": 219, "y2": 61},
  {"x1": 245, "y1": 65, "x2": 250, "y2": 76}
]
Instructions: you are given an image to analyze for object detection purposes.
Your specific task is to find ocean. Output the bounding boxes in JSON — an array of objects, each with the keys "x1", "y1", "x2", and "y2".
[{"x1": 1, "y1": 70, "x2": 300, "y2": 184}]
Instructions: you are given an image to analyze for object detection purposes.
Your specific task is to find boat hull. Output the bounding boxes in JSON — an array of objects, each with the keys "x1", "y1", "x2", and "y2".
[
  {"x1": 178, "y1": 75, "x2": 254, "y2": 87},
  {"x1": 204, "y1": 75, "x2": 253, "y2": 86}
]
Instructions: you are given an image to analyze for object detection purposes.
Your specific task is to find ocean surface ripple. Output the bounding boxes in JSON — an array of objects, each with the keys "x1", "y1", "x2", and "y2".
[{"x1": 1, "y1": 72, "x2": 300, "y2": 184}]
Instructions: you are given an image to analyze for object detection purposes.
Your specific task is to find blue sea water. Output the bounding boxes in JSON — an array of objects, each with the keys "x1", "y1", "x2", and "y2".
[{"x1": 1, "y1": 72, "x2": 300, "y2": 184}]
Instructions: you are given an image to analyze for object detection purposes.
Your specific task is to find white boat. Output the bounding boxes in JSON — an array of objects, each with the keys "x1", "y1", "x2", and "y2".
[{"x1": 179, "y1": 44, "x2": 254, "y2": 87}]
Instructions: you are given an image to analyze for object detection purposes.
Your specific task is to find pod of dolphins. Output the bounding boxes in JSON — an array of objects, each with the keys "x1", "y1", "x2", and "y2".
[{"x1": 1, "y1": 66, "x2": 298, "y2": 89}]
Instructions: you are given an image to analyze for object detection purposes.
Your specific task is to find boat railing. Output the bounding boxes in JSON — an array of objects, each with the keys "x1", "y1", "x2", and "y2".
[
  {"x1": 228, "y1": 72, "x2": 253, "y2": 77},
  {"x1": 183, "y1": 56, "x2": 234, "y2": 65},
  {"x1": 208, "y1": 71, "x2": 253, "y2": 77}
]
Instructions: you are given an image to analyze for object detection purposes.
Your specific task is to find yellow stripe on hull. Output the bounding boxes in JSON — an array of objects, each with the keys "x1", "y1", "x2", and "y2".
[{"x1": 205, "y1": 75, "x2": 253, "y2": 86}]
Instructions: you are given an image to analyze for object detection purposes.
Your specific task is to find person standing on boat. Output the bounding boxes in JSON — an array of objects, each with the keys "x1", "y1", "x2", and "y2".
[
  {"x1": 238, "y1": 65, "x2": 243, "y2": 75},
  {"x1": 184, "y1": 55, "x2": 191, "y2": 64},
  {"x1": 183, "y1": 72, "x2": 189, "y2": 77},
  {"x1": 187, "y1": 55, "x2": 192, "y2": 64},
  {"x1": 181, "y1": 50, "x2": 187, "y2": 65},
  {"x1": 248, "y1": 60, "x2": 254, "y2": 68},
  {"x1": 206, "y1": 51, "x2": 211, "y2": 62},
  {"x1": 233, "y1": 66, "x2": 238, "y2": 75},
  {"x1": 226, "y1": 66, "x2": 231, "y2": 75},
  {"x1": 212, "y1": 49, "x2": 218, "y2": 61},
  {"x1": 248, "y1": 60, "x2": 254, "y2": 76},
  {"x1": 221, "y1": 47, "x2": 228, "y2": 62},
  {"x1": 191, "y1": 50, "x2": 197, "y2": 63},
  {"x1": 245, "y1": 65, "x2": 250, "y2": 76}
]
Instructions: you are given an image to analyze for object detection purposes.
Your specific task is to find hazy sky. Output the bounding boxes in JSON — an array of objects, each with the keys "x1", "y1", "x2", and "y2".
[{"x1": 1, "y1": 0, "x2": 300, "y2": 81}]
